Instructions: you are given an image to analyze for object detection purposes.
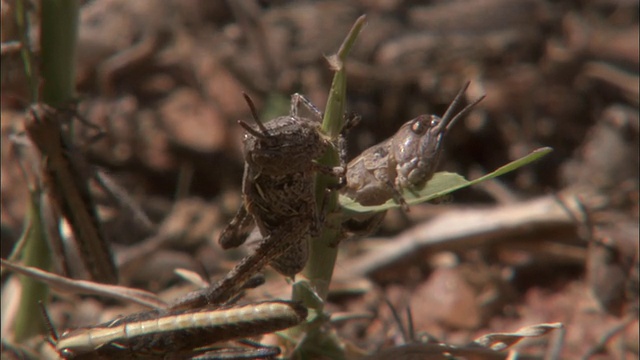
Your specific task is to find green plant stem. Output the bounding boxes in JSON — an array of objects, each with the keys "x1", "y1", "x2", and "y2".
[
  {"x1": 15, "y1": 0, "x2": 38, "y2": 100},
  {"x1": 288, "y1": 15, "x2": 366, "y2": 359},
  {"x1": 13, "y1": 0, "x2": 80, "y2": 342},
  {"x1": 302, "y1": 14, "x2": 366, "y2": 305},
  {"x1": 40, "y1": 0, "x2": 79, "y2": 105},
  {"x1": 14, "y1": 189, "x2": 50, "y2": 341},
  {"x1": 321, "y1": 15, "x2": 367, "y2": 138}
]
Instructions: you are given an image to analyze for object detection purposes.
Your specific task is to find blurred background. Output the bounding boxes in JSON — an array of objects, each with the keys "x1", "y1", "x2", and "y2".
[{"x1": 1, "y1": 0, "x2": 638, "y2": 358}]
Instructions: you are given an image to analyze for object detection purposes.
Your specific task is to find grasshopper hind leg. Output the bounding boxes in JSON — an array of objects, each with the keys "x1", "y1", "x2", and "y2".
[{"x1": 219, "y1": 205, "x2": 255, "y2": 249}]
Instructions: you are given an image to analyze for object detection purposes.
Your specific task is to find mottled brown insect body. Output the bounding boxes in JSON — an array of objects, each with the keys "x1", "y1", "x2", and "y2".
[
  {"x1": 343, "y1": 82, "x2": 484, "y2": 209},
  {"x1": 240, "y1": 113, "x2": 329, "y2": 276},
  {"x1": 174, "y1": 94, "x2": 340, "y2": 309},
  {"x1": 242, "y1": 115, "x2": 325, "y2": 235}
]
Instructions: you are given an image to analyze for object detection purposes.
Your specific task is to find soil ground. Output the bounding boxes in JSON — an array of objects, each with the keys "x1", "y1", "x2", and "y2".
[{"x1": 1, "y1": 1, "x2": 638, "y2": 359}]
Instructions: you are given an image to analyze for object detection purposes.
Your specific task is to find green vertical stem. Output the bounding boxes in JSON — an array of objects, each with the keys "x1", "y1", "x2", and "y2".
[
  {"x1": 40, "y1": 0, "x2": 79, "y2": 105},
  {"x1": 289, "y1": 15, "x2": 365, "y2": 359},
  {"x1": 14, "y1": 189, "x2": 51, "y2": 341},
  {"x1": 15, "y1": 0, "x2": 38, "y2": 101},
  {"x1": 302, "y1": 14, "x2": 366, "y2": 306},
  {"x1": 13, "y1": 0, "x2": 80, "y2": 341}
]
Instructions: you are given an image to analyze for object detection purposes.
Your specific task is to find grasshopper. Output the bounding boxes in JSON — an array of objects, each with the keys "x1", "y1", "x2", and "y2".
[
  {"x1": 1, "y1": 259, "x2": 302, "y2": 359},
  {"x1": 173, "y1": 93, "x2": 344, "y2": 310},
  {"x1": 341, "y1": 82, "x2": 484, "y2": 233},
  {"x1": 24, "y1": 104, "x2": 118, "y2": 284},
  {"x1": 50, "y1": 300, "x2": 307, "y2": 359}
]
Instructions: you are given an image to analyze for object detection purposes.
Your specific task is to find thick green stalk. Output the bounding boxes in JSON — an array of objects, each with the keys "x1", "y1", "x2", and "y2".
[
  {"x1": 15, "y1": 0, "x2": 38, "y2": 100},
  {"x1": 302, "y1": 14, "x2": 366, "y2": 305},
  {"x1": 14, "y1": 189, "x2": 50, "y2": 341},
  {"x1": 13, "y1": 0, "x2": 80, "y2": 342},
  {"x1": 40, "y1": 0, "x2": 79, "y2": 105},
  {"x1": 289, "y1": 15, "x2": 366, "y2": 359}
]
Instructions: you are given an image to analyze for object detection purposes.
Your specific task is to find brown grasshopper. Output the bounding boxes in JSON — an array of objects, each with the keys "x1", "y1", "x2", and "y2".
[
  {"x1": 24, "y1": 104, "x2": 119, "y2": 284},
  {"x1": 172, "y1": 93, "x2": 344, "y2": 310},
  {"x1": 1, "y1": 258, "x2": 300, "y2": 359},
  {"x1": 50, "y1": 300, "x2": 307, "y2": 359},
  {"x1": 341, "y1": 82, "x2": 484, "y2": 233}
]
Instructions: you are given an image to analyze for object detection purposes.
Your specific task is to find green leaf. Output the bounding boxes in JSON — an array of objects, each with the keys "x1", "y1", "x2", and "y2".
[
  {"x1": 321, "y1": 14, "x2": 367, "y2": 138},
  {"x1": 340, "y1": 147, "x2": 553, "y2": 214}
]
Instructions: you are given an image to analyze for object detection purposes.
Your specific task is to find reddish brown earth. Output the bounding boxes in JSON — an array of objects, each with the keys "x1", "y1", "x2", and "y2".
[{"x1": 1, "y1": 1, "x2": 638, "y2": 359}]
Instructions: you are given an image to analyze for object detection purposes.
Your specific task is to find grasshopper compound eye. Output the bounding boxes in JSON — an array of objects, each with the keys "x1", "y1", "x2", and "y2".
[
  {"x1": 410, "y1": 115, "x2": 438, "y2": 135},
  {"x1": 410, "y1": 117, "x2": 427, "y2": 134},
  {"x1": 430, "y1": 115, "x2": 441, "y2": 128}
]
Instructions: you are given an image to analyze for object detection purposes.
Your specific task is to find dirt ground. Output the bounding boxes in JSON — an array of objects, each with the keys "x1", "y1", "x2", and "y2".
[{"x1": 1, "y1": 0, "x2": 638, "y2": 359}]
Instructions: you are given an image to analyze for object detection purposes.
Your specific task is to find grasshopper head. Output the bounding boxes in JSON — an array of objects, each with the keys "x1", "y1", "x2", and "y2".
[{"x1": 394, "y1": 82, "x2": 484, "y2": 189}]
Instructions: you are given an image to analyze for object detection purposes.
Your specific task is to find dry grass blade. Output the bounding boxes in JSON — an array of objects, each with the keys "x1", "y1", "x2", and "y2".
[
  {"x1": 0, "y1": 259, "x2": 166, "y2": 309},
  {"x1": 93, "y1": 170, "x2": 154, "y2": 231},
  {"x1": 173, "y1": 268, "x2": 210, "y2": 289},
  {"x1": 472, "y1": 322, "x2": 564, "y2": 351},
  {"x1": 363, "y1": 323, "x2": 563, "y2": 359}
]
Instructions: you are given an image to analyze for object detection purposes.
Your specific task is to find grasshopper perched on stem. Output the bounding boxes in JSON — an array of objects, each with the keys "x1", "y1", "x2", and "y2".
[
  {"x1": 341, "y1": 82, "x2": 485, "y2": 233},
  {"x1": 172, "y1": 93, "x2": 346, "y2": 310}
]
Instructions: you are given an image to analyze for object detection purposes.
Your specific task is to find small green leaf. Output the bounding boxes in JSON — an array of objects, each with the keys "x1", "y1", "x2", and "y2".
[
  {"x1": 292, "y1": 281, "x2": 325, "y2": 310},
  {"x1": 321, "y1": 14, "x2": 366, "y2": 138},
  {"x1": 340, "y1": 147, "x2": 553, "y2": 214}
]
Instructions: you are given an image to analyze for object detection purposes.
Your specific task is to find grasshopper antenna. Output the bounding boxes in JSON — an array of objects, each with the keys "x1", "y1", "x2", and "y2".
[
  {"x1": 38, "y1": 301, "x2": 59, "y2": 346},
  {"x1": 438, "y1": 82, "x2": 485, "y2": 133},
  {"x1": 439, "y1": 81, "x2": 470, "y2": 131},
  {"x1": 238, "y1": 92, "x2": 270, "y2": 138},
  {"x1": 447, "y1": 94, "x2": 485, "y2": 133}
]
